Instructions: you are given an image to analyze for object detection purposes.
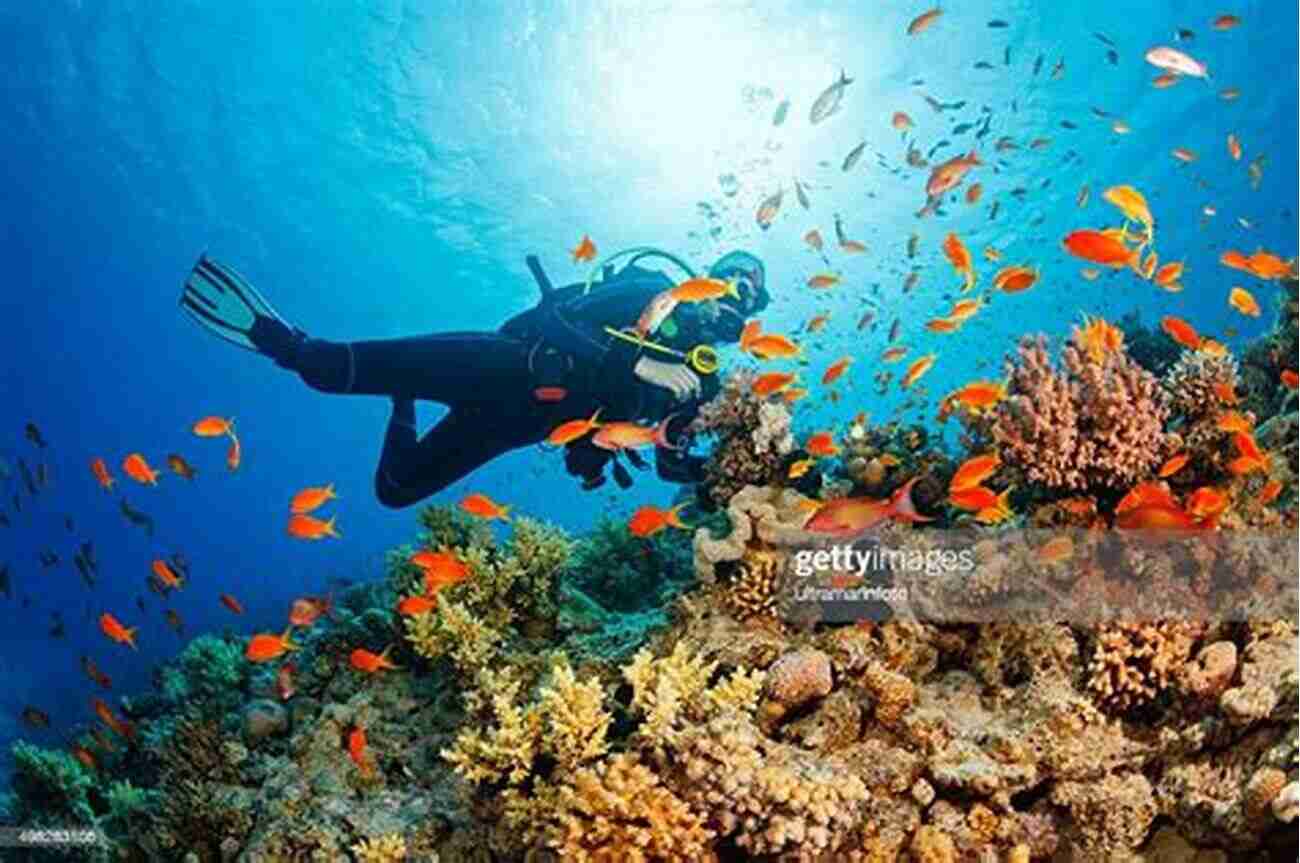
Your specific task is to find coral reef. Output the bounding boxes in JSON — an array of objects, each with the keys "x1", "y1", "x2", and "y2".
[
  {"x1": 976, "y1": 330, "x2": 1179, "y2": 492},
  {"x1": 691, "y1": 370, "x2": 796, "y2": 507}
]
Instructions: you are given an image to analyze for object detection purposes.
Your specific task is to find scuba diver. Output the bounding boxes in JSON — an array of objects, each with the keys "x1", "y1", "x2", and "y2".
[{"x1": 181, "y1": 247, "x2": 769, "y2": 508}]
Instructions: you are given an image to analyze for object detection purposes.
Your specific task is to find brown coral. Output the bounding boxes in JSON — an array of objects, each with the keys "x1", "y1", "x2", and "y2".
[
  {"x1": 1086, "y1": 620, "x2": 1205, "y2": 712},
  {"x1": 981, "y1": 334, "x2": 1177, "y2": 491}
]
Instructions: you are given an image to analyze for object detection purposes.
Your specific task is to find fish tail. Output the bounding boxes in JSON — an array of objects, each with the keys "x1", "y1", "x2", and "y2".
[
  {"x1": 498, "y1": 505, "x2": 512, "y2": 522},
  {"x1": 840, "y1": 68, "x2": 853, "y2": 85},
  {"x1": 891, "y1": 478, "x2": 934, "y2": 523},
  {"x1": 327, "y1": 516, "x2": 342, "y2": 538},
  {"x1": 281, "y1": 627, "x2": 300, "y2": 650}
]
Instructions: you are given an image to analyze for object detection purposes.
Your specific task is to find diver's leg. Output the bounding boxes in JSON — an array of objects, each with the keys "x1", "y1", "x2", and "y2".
[
  {"x1": 290, "y1": 333, "x2": 534, "y2": 404},
  {"x1": 374, "y1": 404, "x2": 540, "y2": 509}
]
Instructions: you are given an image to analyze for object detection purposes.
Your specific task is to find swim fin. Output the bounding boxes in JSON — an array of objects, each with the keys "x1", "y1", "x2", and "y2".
[{"x1": 180, "y1": 254, "x2": 290, "y2": 352}]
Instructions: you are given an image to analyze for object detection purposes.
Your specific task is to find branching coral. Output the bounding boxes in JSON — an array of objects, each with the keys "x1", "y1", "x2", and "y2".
[
  {"x1": 979, "y1": 332, "x2": 1178, "y2": 492},
  {"x1": 1085, "y1": 620, "x2": 1206, "y2": 713},
  {"x1": 400, "y1": 508, "x2": 572, "y2": 672},
  {"x1": 507, "y1": 753, "x2": 715, "y2": 863},
  {"x1": 351, "y1": 832, "x2": 408, "y2": 863},
  {"x1": 691, "y1": 370, "x2": 795, "y2": 506}
]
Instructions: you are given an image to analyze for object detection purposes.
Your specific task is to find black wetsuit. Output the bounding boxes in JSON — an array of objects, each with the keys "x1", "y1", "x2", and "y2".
[{"x1": 284, "y1": 262, "x2": 720, "y2": 508}]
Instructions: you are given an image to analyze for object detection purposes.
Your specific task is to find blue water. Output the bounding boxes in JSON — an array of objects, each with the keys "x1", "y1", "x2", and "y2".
[{"x1": 0, "y1": 1, "x2": 1295, "y2": 776}]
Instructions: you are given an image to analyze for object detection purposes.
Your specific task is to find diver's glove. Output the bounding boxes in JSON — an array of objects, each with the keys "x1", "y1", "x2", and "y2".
[
  {"x1": 249, "y1": 316, "x2": 307, "y2": 370},
  {"x1": 634, "y1": 357, "x2": 701, "y2": 400},
  {"x1": 564, "y1": 438, "x2": 613, "y2": 491}
]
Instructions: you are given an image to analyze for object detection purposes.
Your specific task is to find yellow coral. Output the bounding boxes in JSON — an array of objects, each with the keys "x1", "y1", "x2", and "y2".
[
  {"x1": 443, "y1": 657, "x2": 613, "y2": 786},
  {"x1": 351, "y1": 832, "x2": 408, "y2": 863},
  {"x1": 403, "y1": 598, "x2": 502, "y2": 673},
  {"x1": 505, "y1": 753, "x2": 715, "y2": 863},
  {"x1": 538, "y1": 661, "x2": 611, "y2": 771}
]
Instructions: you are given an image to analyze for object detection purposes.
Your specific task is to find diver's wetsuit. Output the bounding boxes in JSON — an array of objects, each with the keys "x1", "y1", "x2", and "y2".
[{"x1": 280, "y1": 262, "x2": 721, "y2": 508}]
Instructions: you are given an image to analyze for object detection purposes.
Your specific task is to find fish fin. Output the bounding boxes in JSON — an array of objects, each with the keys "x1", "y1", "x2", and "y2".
[
  {"x1": 327, "y1": 516, "x2": 342, "y2": 539},
  {"x1": 840, "y1": 69, "x2": 853, "y2": 85},
  {"x1": 890, "y1": 478, "x2": 934, "y2": 523}
]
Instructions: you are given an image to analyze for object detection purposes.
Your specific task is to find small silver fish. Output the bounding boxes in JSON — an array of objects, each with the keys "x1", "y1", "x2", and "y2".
[
  {"x1": 809, "y1": 70, "x2": 853, "y2": 124},
  {"x1": 772, "y1": 98, "x2": 790, "y2": 127},
  {"x1": 889, "y1": 319, "x2": 901, "y2": 341},
  {"x1": 842, "y1": 141, "x2": 867, "y2": 172},
  {"x1": 1051, "y1": 58, "x2": 1065, "y2": 79},
  {"x1": 794, "y1": 179, "x2": 810, "y2": 209},
  {"x1": 907, "y1": 233, "x2": 919, "y2": 258}
]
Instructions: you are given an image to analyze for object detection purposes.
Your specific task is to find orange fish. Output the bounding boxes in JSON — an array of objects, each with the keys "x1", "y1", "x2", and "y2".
[
  {"x1": 226, "y1": 433, "x2": 242, "y2": 472},
  {"x1": 1115, "y1": 504, "x2": 1203, "y2": 531},
  {"x1": 948, "y1": 381, "x2": 1005, "y2": 412},
  {"x1": 397, "y1": 594, "x2": 437, "y2": 616},
  {"x1": 964, "y1": 183, "x2": 983, "y2": 205},
  {"x1": 804, "y1": 229, "x2": 824, "y2": 252},
  {"x1": 1073, "y1": 315, "x2": 1125, "y2": 361},
  {"x1": 92, "y1": 698, "x2": 135, "y2": 740},
  {"x1": 925, "y1": 317, "x2": 961, "y2": 333},
  {"x1": 277, "y1": 662, "x2": 296, "y2": 701},
  {"x1": 192, "y1": 416, "x2": 235, "y2": 437},
  {"x1": 290, "y1": 484, "x2": 338, "y2": 515},
  {"x1": 1259, "y1": 480, "x2": 1283, "y2": 505},
  {"x1": 90, "y1": 458, "x2": 115, "y2": 491},
  {"x1": 881, "y1": 347, "x2": 908, "y2": 363},
  {"x1": 70, "y1": 745, "x2": 97, "y2": 771},
  {"x1": 821, "y1": 356, "x2": 852, "y2": 385},
  {"x1": 1154, "y1": 261, "x2": 1184, "y2": 286},
  {"x1": 459, "y1": 493, "x2": 511, "y2": 521},
  {"x1": 805, "y1": 313, "x2": 830, "y2": 333},
  {"x1": 752, "y1": 372, "x2": 798, "y2": 397},
  {"x1": 287, "y1": 513, "x2": 341, "y2": 540},
  {"x1": 1152, "y1": 72, "x2": 1180, "y2": 88},
  {"x1": 411, "y1": 548, "x2": 472, "y2": 592},
  {"x1": 1161, "y1": 316, "x2": 1202, "y2": 350},
  {"x1": 1139, "y1": 251, "x2": 1158, "y2": 280},
  {"x1": 907, "y1": 7, "x2": 942, "y2": 34},
  {"x1": 1228, "y1": 432, "x2": 1267, "y2": 475},
  {"x1": 1034, "y1": 535, "x2": 1075, "y2": 565},
  {"x1": 983, "y1": 246, "x2": 1003, "y2": 263},
  {"x1": 1212, "y1": 14, "x2": 1240, "y2": 30},
  {"x1": 948, "y1": 485, "x2": 998, "y2": 511},
  {"x1": 80, "y1": 655, "x2": 111, "y2": 690},
  {"x1": 993, "y1": 265, "x2": 1038, "y2": 293},
  {"x1": 739, "y1": 319, "x2": 762, "y2": 350},
  {"x1": 1185, "y1": 486, "x2": 1229, "y2": 520},
  {"x1": 98, "y1": 613, "x2": 137, "y2": 650},
  {"x1": 892, "y1": 111, "x2": 914, "y2": 131},
  {"x1": 804, "y1": 432, "x2": 840, "y2": 458},
  {"x1": 973, "y1": 488, "x2": 1015, "y2": 525},
  {"x1": 1062, "y1": 230, "x2": 1139, "y2": 268},
  {"x1": 807, "y1": 273, "x2": 841, "y2": 289},
  {"x1": 1228, "y1": 286, "x2": 1260, "y2": 317},
  {"x1": 1282, "y1": 369, "x2": 1299, "y2": 389},
  {"x1": 1212, "y1": 382, "x2": 1239, "y2": 405},
  {"x1": 839, "y1": 239, "x2": 868, "y2": 254},
  {"x1": 628, "y1": 503, "x2": 689, "y2": 538},
  {"x1": 901, "y1": 354, "x2": 936, "y2": 389},
  {"x1": 121, "y1": 454, "x2": 159, "y2": 486},
  {"x1": 1198, "y1": 338, "x2": 1226, "y2": 355},
  {"x1": 164, "y1": 609, "x2": 185, "y2": 634},
  {"x1": 1172, "y1": 148, "x2": 1197, "y2": 163},
  {"x1": 219, "y1": 593, "x2": 244, "y2": 615},
  {"x1": 782, "y1": 387, "x2": 809, "y2": 404},
  {"x1": 350, "y1": 646, "x2": 400, "y2": 674},
  {"x1": 1227, "y1": 133, "x2": 1242, "y2": 161},
  {"x1": 166, "y1": 454, "x2": 198, "y2": 480},
  {"x1": 671, "y1": 276, "x2": 739, "y2": 303},
  {"x1": 942, "y1": 232, "x2": 975, "y2": 291},
  {"x1": 950, "y1": 454, "x2": 1000, "y2": 492},
  {"x1": 288, "y1": 594, "x2": 335, "y2": 627},
  {"x1": 547, "y1": 410, "x2": 601, "y2": 446},
  {"x1": 948, "y1": 299, "x2": 982, "y2": 321},
  {"x1": 804, "y1": 478, "x2": 932, "y2": 535},
  {"x1": 1117, "y1": 481, "x2": 1179, "y2": 514},
  {"x1": 571, "y1": 235, "x2": 597, "y2": 263},
  {"x1": 1217, "y1": 411, "x2": 1254, "y2": 435},
  {"x1": 744, "y1": 333, "x2": 801, "y2": 359},
  {"x1": 348, "y1": 725, "x2": 373, "y2": 776},
  {"x1": 1157, "y1": 453, "x2": 1189, "y2": 478},
  {"x1": 151, "y1": 559, "x2": 184, "y2": 590},
  {"x1": 591, "y1": 419, "x2": 674, "y2": 452},
  {"x1": 245, "y1": 627, "x2": 298, "y2": 663},
  {"x1": 926, "y1": 151, "x2": 981, "y2": 200}
]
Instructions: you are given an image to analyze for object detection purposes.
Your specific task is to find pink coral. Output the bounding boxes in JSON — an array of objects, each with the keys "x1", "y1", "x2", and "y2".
[{"x1": 983, "y1": 334, "x2": 1177, "y2": 491}]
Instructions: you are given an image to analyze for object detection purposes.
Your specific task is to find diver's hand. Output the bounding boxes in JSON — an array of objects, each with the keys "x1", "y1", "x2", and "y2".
[{"x1": 634, "y1": 357, "x2": 701, "y2": 400}]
